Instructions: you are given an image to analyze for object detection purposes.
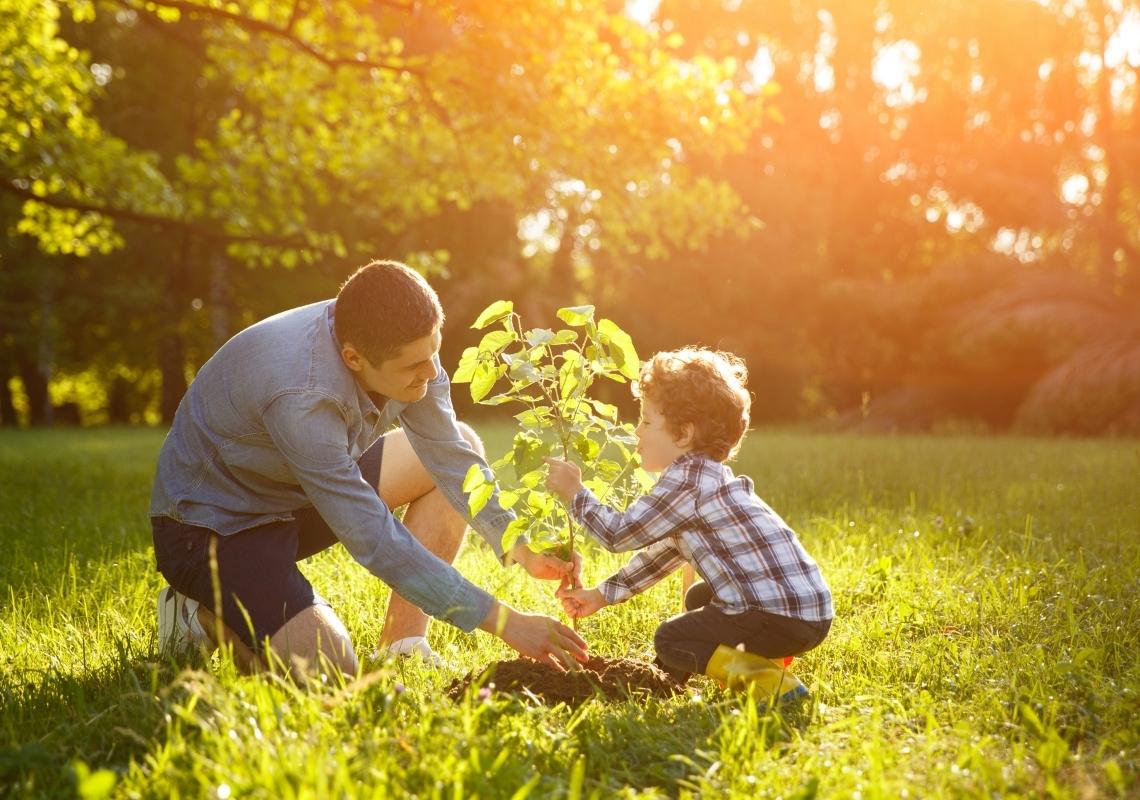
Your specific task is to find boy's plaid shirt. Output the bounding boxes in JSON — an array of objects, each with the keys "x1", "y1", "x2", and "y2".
[{"x1": 570, "y1": 452, "x2": 833, "y2": 621}]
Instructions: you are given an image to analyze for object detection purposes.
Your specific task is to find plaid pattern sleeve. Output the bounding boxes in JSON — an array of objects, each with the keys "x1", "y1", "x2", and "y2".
[
  {"x1": 569, "y1": 460, "x2": 700, "y2": 552},
  {"x1": 598, "y1": 539, "x2": 686, "y2": 605}
]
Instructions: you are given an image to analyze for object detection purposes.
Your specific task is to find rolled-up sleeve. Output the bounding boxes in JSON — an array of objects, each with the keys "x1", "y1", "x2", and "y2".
[
  {"x1": 263, "y1": 392, "x2": 494, "y2": 632},
  {"x1": 397, "y1": 358, "x2": 518, "y2": 560}
]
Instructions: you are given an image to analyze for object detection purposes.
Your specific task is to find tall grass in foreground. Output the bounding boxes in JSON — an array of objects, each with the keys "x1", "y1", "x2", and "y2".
[{"x1": 0, "y1": 427, "x2": 1137, "y2": 798}]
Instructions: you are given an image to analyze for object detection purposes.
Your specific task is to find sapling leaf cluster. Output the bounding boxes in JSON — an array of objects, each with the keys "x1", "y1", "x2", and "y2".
[{"x1": 453, "y1": 301, "x2": 655, "y2": 564}]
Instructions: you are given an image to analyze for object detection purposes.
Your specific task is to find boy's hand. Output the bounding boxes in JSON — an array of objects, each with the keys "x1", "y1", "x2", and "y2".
[
  {"x1": 544, "y1": 457, "x2": 585, "y2": 504},
  {"x1": 556, "y1": 586, "x2": 607, "y2": 619}
]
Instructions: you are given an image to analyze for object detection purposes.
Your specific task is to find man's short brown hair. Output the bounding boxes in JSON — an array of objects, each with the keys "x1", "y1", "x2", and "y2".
[
  {"x1": 633, "y1": 347, "x2": 751, "y2": 462},
  {"x1": 334, "y1": 260, "x2": 444, "y2": 364}
]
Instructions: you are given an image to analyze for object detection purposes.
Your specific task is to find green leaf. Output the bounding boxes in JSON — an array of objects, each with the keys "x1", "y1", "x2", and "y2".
[
  {"x1": 599, "y1": 318, "x2": 640, "y2": 380},
  {"x1": 556, "y1": 305, "x2": 595, "y2": 326},
  {"x1": 478, "y1": 330, "x2": 515, "y2": 354},
  {"x1": 559, "y1": 350, "x2": 585, "y2": 398},
  {"x1": 588, "y1": 399, "x2": 619, "y2": 421},
  {"x1": 472, "y1": 300, "x2": 514, "y2": 329},
  {"x1": 468, "y1": 483, "x2": 494, "y2": 517},
  {"x1": 635, "y1": 468, "x2": 656, "y2": 491},
  {"x1": 574, "y1": 434, "x2": 601, "y2": 461},
  {"x1": 550, "y1": 329, "x2": 578, "y2": 345},
  {"x1": 508, "y1": 359, "x2": 542, "y2": 383},
  {"x1": 480, "y1": 394, "x2": 515, "y2": 405},
  {"x1": 526, "y1": 490, "x2": 556, "y2": 517},
  {"x1": 452, "y1": 347, "x2": 479, "y2": 383},
  {"x1": 525, "y1": 328, "x2": 555, "y2": 346},
  {"x1": 498, "y1": 490, "x2": 519, "y2": 510},
  {"x1": 514, "y1": 408, "x2": 550, "y2": 429},
  {"x1": 594, "y1": 458, "x2": 623, "y2": 480},
  {"x1": 500, "y1": 517, "x2": 531, "y2": 553},
  {"x1": 471, "y1": 362, "x2": 500, "y2": 402},
  {"x1": 513, "y1": 434, "x2": 553, "y2": 475},
  {"x1": 462, "y1": 463, "x2": 486, "y2": 492}
]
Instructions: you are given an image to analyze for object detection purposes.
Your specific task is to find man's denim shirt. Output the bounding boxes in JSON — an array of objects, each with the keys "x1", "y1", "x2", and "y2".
[{"x1": 150, "y1": 300, "x2": 515, "y2": 632}]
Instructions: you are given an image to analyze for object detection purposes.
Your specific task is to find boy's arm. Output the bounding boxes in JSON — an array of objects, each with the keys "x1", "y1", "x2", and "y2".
[
  {"x1": 597, "y1": 539, "x2": 687, "y2": 605},
  {"x1": 569, "y1": 463, "x2": 698, "y2": 552}
]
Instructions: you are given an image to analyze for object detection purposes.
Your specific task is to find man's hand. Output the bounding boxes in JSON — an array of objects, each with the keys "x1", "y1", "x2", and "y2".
[
  {"x1": 509, "y1": 541, "x2": 582, "y2": 587},
  {"x1": 478, "y1": 602, "x2": 589, "y2": 671},
  {"x1": 544, "y1": 457, "x2": 585, "y2": 504},
  {"x1": 555, "y1": 586, "x2": 607, "y2": 620}
]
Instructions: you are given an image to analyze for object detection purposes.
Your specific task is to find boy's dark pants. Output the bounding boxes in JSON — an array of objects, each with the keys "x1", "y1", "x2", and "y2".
[{"x1": 653, "y1": 582, "x2": 831, "y2": 681}]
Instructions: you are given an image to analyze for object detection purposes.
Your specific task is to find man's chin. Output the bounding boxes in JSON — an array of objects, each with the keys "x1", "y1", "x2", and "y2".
[{"x1": 400, "y1": 385, "x2": 428, "y2": 402}]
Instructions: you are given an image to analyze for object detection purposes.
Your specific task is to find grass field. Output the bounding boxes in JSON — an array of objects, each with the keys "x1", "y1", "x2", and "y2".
[{"x1": 1, "y1": 427, "x2": 1137, "y2": 798}]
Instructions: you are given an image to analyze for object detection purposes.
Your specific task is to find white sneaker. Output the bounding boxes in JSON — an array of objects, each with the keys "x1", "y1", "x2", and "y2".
[
  {"x1": 157, "y1": 586, "x2": 213, "y2": 657},
  {"x1": 376, "y1": 636, "x2": 458, "y2": 670}
]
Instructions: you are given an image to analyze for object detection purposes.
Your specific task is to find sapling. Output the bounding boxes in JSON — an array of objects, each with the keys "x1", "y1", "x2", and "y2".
[{"x1": 453, "y1": 301, "x2": 653, "y2": 589}]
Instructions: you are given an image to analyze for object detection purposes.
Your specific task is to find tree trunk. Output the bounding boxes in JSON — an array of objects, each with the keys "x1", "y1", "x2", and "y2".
[
  {"x1": 160, "y1": 232, "x2": 191, "y2": 424},
  {"x1": 0, "y1": 366, "x2": 17, "y2": 426},
  {"x1": 17, "y1": 356, "x2": 50, "y2": 427},
  {"x1": 210, "y1": 250, "x2": 231, "y2": 349}
]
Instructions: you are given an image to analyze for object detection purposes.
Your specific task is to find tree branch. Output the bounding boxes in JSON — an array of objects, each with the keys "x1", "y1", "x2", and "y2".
[
  {"x1": 115, "y1": 0, "x2": 210, "y2": 63},
  {"x1": 118, "y1": 0, "x2": 424, "y2": 76},
  {"x1": 1, "y1": 181, "x2": 315, "y2": 249}
]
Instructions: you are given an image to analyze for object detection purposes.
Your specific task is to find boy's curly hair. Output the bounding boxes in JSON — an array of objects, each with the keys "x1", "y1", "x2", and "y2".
[{"x1": 633, "y1": 347, "x2": 751, "y2": 462}]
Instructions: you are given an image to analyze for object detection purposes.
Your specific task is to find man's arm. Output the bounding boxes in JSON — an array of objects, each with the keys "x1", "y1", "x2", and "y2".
[
  {"x1": 396, "y1": 358, "x2": 519, "y2": 560},
  {"x1": 263, "y1": 393, "x2": 494, "y2": 632}
]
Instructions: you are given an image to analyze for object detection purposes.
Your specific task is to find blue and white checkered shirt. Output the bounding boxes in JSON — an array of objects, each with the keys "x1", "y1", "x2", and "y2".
[{"x1": 571, "y1": 452, "x2": 833, "y2": 621}]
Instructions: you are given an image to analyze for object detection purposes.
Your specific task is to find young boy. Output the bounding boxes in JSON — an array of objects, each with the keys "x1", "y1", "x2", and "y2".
[{"x1": 546, "y1": 348, "x2": 833, "y2": 701}]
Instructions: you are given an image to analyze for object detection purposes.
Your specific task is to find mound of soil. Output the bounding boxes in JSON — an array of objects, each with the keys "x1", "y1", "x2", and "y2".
[{"x1": 448, "y1": 656, "x2": 683, "y2": 706}]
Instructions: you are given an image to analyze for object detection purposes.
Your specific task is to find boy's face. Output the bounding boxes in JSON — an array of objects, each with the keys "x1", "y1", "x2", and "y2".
[
  {"x1": 635, "y1": 397, "x2": 693, "y2": 472},
  {"x1": 342, "y1": 325, "x2": 442, "y2": 403}
]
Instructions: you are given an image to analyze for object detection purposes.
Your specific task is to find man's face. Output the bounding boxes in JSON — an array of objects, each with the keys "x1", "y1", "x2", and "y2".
[{"x1": 342, "y1": 326, "x2": 442, "y2": 403}]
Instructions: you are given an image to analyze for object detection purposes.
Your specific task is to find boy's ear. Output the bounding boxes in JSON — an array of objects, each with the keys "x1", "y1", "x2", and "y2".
[{"x1": 676, "y1": 423, "x2": 696, "y2": 448}]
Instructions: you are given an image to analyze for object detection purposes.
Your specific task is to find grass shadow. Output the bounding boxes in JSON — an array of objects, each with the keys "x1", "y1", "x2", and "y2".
[{"x1": 0, "y1": 635, "x2": 207, "y2": 798}]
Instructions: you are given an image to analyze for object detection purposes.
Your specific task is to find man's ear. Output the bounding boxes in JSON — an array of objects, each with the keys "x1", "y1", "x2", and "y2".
[{"x1": 341, "y1": 343, "x2": 365, "y2": 373}]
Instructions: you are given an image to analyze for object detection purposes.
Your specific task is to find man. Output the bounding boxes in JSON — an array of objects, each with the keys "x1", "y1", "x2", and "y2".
[{"x1": 150, "y1": 260, "x2": 587, "y2": 677}]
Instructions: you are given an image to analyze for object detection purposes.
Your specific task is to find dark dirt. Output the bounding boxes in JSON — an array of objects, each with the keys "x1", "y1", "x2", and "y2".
[{"x1": 448, "y1": 656, "x2": 684, "y2": 706}]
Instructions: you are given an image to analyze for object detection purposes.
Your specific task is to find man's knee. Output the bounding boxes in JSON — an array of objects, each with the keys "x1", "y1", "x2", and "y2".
[
  {"x1": 456, "y1": 421, "x2": 485, "y2": 458},
  {"x1": 270, "y1": 605, "x2": 359, "y2": 678}
]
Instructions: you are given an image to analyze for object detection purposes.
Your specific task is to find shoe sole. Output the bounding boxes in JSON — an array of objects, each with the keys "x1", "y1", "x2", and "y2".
[{"x1": 157, "y1": 587, "x2": 189, "y2": 656}]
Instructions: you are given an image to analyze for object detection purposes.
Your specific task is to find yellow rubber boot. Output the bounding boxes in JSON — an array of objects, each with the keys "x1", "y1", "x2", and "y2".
[{"x1": 704, "y1": 645, "x2": 809, "y2": 704}]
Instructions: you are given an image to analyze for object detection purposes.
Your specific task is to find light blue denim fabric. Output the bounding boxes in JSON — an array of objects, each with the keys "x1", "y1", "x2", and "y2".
[{"x1": 150, "y1": 299, "x2": 514, "y2": 632}]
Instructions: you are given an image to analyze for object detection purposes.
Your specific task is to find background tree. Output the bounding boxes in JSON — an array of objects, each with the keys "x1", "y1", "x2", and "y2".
[{"x1": 2, "y1": 0, "x2": 765, "y2": 423}]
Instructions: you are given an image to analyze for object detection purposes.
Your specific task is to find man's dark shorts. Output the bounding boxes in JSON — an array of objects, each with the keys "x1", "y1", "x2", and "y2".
[{"x1": 152, "y1": 435, "x2": 385, "y2": 651}]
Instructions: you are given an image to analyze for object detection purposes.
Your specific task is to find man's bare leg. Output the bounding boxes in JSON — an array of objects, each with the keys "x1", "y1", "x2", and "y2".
[
  {"x1": 268, "y1": 604, "x2": 358, "y2": 680},
  {"x1": 193, "y1": 604, "x2": 260, "y2": 673},
  {"x1": 375, "y1": 423, "x2": 484, "y2": 648},
  {"x1": 195, "y1": 599, "x2": 357, "y2": 680}
]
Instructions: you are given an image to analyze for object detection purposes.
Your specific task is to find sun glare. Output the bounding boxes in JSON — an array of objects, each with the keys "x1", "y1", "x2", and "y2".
[
  {"x1": 1061, "y1": 173, "x2": 1090, "y2": 205},
  {"x1": 746, "y1": 45, "x2": 775, "y2": 89},
  {"x1": 873, "y1": 40, "x2": 922, "y2": 106},
  {"x1": 626, "y1": 0, "x2": 659, "y2": 27},
  {"x1": 1105, "y1": 7, "x2": 1140, "y2": 69}
]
